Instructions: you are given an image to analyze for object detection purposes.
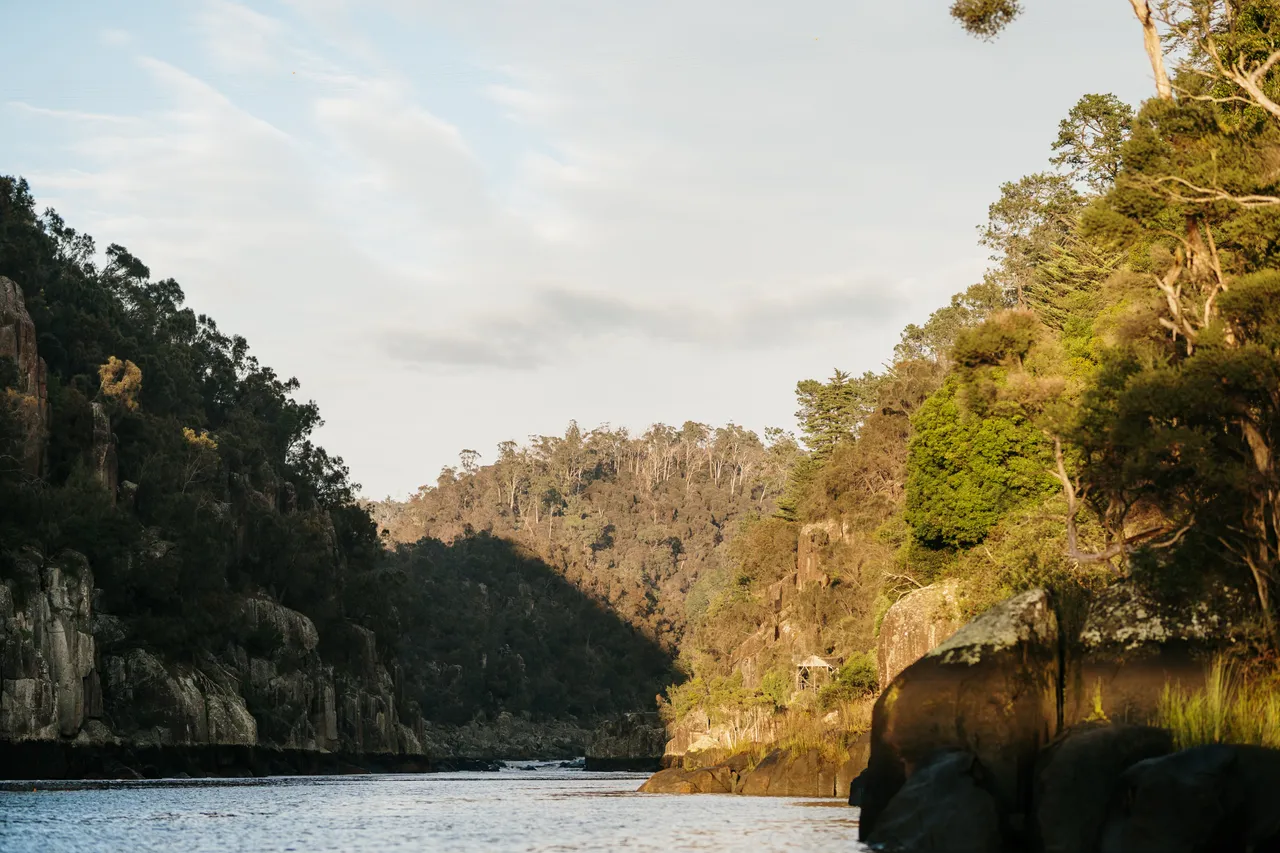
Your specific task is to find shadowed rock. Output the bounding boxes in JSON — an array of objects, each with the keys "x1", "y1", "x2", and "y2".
[
  {"x1": 1099, "y1": 744, "x2": 1280, "y2": 853},
  {"x1": 860, "y1": 588, "x2": 1059, "y2": 842},
  {"x1": 865, "y1": 750, "x2": 1004, "y2": 853},
  {"x1": 0, "y1": 276, "x2": 49, "y2": 476},
  {"x1": 1064, "y1": 583, "x2": 1251, "y2": 729},
  {"x1": 1034, "y1": 724, "x2": 1173, "y2": 853}
]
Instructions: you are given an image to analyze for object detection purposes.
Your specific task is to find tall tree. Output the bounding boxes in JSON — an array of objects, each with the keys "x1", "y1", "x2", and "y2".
[{"x1": 794, "y1": 369, "x2": 883, "y2": 459}]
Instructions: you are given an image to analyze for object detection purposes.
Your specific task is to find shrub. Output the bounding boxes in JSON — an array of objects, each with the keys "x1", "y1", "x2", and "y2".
[{"x1": 818, "y1": 651, "x2": 879, "y2": 710}]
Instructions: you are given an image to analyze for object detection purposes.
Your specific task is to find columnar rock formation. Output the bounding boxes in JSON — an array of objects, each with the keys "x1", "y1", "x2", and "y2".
[
  {"x1": 0, "y1": 549, "x2": 423, "y2": 760},
  {"x1": 0, "y1": 551, "x2": 97, "y2": 741}
]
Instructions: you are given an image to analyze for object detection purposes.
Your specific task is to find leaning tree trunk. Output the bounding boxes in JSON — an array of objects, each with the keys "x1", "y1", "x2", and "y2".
[{"x1": 1128, "y1": 0, "x2": 1173, "y2": 100}]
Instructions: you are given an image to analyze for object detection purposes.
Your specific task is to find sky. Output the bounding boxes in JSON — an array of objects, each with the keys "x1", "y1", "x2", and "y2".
[{"x1": 1, "y1": 0, "x2": 1156, "y2": 500}]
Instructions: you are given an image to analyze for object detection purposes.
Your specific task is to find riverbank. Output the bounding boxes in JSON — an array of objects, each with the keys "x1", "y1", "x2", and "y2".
[{"x1": 0, "y1": 711, "x2": 665, "y2": 781}]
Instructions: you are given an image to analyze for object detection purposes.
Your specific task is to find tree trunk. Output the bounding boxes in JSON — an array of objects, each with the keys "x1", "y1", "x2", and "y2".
[{"x1": 1128, "y1": 0, "x2": 1173, "y2": 100}]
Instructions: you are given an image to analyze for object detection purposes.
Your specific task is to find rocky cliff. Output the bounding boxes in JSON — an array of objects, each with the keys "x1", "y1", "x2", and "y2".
[
  {"x1": 0, "y1": 547, "x2": 424, "y2": 777},
  {"x1": 0, "y1": 275, "x2": 428, "y2": 776},
  {"x1": 0, "y1": 276, "x2": 49, "y2": 476}
]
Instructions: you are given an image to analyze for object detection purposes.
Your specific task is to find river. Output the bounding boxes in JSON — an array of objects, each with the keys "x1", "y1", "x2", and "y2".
[{"x1": 0, "y1": 762, "x2": 867, "y2": 852}]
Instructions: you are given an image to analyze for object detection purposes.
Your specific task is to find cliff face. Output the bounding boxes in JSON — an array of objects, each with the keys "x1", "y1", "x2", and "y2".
[
  {"x1": 0, "y1": 551, "x2": 96, "y2": 740},
  {"x1": 0, "y1": 276, "x2": 49, "y2": 476},
  {"x1": 0, "y1": 548, "x2": 422, "y2": 760},
  {"x1": 0, "y1": 275, "x2": 423, "y2": 767}
]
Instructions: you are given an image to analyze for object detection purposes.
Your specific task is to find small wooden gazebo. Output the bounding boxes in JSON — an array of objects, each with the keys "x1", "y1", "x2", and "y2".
[{"x1": 794, "y1": 654, "x2": 835, "y2": 692}]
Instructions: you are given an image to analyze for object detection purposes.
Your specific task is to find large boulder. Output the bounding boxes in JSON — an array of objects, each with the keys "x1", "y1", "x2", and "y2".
[
  {"x1": 877, "y1": 579, "x2": 963, "y2": 688},
  {"x1": 837, "y1": 732, "x2": 871, "y2": 803},
  {"x1": 1064, "y1": 583, "x2": 1250, "y2": 727},
  {"x1": 639, "y1": 748, "x2": 852, "y2": 798},
  {"x1": 638, "y1": 765, "x2": 733, "y2": 794},
  {"x1": 864, "y1": 750, "x2": 1004, "y2": 853},
  {"x1": 0, "y1": 275, "x2": 49, "y2": 476},
  {"x1": 737, "y1": 748, "x2": 839, "y2": 797},
  {"x1": 1099, "y1": 744, "x2": 1280, "y2": 853},
  {"x1": 1034, "y1": 724, "x2": 1173, "y2": 853},
  {"x1": 860, "y1": 588, "x2": 1059, "y2": 842}
]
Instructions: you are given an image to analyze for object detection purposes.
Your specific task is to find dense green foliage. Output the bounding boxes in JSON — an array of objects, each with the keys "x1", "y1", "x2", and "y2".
[
  {"x1": 0, "y1": 176, "x2": 388, "y2": 659},
  {"x1": 906, "y1": 378, "x2": 1056, "y2": 548}
]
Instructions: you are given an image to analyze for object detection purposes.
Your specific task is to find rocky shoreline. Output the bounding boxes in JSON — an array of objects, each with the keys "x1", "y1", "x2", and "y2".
[
  {"x1": 853, "y1": 587, "x2": 1280, "y2": 851},
  {"x1": 632, "y1": 581, "x2": 1280, "y2": 851},
  {"x1": 639, "y1": 744, "x2": 867, "y2": 797}
]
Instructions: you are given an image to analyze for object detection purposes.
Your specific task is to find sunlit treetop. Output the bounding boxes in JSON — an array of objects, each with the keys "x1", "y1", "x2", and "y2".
[{"x1": 950, "y1": 0, "x2": 1024, "y2": 40}]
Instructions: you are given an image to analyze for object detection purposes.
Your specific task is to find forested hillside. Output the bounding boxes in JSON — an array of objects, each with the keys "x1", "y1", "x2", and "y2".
[
  {"x1": 373, "y1": 421, "x2": 799, "y2": 650},
  {"x1": 665, "y1": 0, "x2": 1280, "y2": 728},
  {"x1": 5, "y1": 0, "x2": 1278, "y2": 768}
]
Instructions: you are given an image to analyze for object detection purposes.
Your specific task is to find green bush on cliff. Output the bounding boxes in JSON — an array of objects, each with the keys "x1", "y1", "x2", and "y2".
[
  {"x1": 818, "y1": 652, "x2": 878, "y2": 710},
  {"x1": 905, "y1": 379, "x2": 1057, "y2": 548}
]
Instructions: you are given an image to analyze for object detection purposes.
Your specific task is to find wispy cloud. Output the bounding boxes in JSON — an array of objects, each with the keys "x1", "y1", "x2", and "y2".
[
  {"x1": 382, "y1": 282, "x2": 908, "y2": 369},
  {"x1": 8, "y1": 102, "x2": 138, "y2": 125}
]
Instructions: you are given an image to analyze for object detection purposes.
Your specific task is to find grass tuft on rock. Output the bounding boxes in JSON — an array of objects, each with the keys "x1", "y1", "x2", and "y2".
[{"x1": 1157, "y1": 657, "x2": 1280, "y2": 750}]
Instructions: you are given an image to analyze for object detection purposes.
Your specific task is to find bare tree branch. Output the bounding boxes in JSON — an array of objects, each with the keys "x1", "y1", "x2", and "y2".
[
  {"x1": 1052, "y1": 436, "x2": 1192, "y2": 565},
  {"x1": 1129, "y1": 173, "x2": 1280, "y2": 208}
]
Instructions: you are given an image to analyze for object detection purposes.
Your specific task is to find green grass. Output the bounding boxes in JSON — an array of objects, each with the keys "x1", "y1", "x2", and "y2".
[{"x1": 1157, "y1": 656, "x2": 1280, "y2": 750}]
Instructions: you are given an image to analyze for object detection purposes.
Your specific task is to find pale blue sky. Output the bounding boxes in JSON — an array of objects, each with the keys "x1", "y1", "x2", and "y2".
[{"x1": 2, "y1": 0, "x2": 1156, "y2": 499}]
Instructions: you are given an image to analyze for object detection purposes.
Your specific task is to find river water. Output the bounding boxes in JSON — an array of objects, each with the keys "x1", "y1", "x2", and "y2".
[{"x1": 0, "y1": 762, "x2": 867, "y2": 852}]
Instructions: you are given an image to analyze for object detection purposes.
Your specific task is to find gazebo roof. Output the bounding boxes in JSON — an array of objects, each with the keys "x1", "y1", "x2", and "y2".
[{"x1": 796, "y1": 655, "x2": 834, "y2": 669}]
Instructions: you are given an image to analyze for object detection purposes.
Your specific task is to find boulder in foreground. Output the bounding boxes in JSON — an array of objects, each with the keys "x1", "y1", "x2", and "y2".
[
  {"x1": 859, "y1": 588, "x2": 1059, "y2": 841},
  {"x1": 1034, "y1": 724, "x2": 1173, "y2": 853},
  {"x1": 864, "y1": 750, "x2": 1003, "y2": 853},
  {"x1": 1099, "y1": 744, "x2": 1280, "y2": 853}
]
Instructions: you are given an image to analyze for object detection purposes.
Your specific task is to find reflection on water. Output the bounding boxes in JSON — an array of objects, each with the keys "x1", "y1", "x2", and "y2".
[{"x1": 0, "y1": 763, "x2": 867, "y2": 852}]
